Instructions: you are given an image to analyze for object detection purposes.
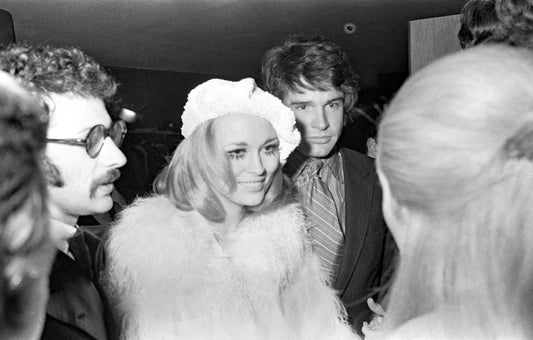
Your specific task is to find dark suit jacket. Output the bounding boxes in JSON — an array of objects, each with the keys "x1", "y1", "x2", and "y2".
[
  {"x1": 333, "y1": 148, "x2": 396, "y2": 332},
  {"x1": 41, "y1": 230, "x2": 118, "y2": 340}
]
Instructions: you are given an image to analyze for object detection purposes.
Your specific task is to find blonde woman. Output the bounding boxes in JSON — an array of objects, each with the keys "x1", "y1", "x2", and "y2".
[
  {"x1": 375, "y1": 45, "x2": 533, "y2": 339},
  {"x1": 106, "y1": 78, "x2": 357, "y2": 340}
]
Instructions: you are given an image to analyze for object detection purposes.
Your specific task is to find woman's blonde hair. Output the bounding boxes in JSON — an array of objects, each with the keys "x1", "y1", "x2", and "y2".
[
  {"x1": 154, "y1": 119, "x2": 286, "y2": 223},
  {"x1": 377, "y1": 45, "x2": 533, "y2": 337}
]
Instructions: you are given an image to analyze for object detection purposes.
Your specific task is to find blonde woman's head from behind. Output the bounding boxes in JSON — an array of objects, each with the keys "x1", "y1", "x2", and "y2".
[{"x1": 377, "y1": 45, "x2": 533, "y2": 337}]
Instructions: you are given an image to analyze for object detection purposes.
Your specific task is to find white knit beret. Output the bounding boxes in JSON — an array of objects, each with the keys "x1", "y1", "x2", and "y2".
[{"x1": 181, "y1": 78, "x2": 301, "y2": 164}]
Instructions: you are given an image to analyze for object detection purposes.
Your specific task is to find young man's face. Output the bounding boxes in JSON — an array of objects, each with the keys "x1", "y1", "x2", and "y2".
[
  {"x1": 282, "y1": 84, "x2": 345, "y2": 158},
  {"x1": 45, "y1": 93, "x2": 127, "y2": 224}
]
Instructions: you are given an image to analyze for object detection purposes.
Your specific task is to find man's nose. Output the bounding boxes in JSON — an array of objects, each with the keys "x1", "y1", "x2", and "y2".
[
  {"x1": 311, "y1": 108, "x2": 329, "y2": 130},
  {"x1": 99, "y1": 137, "x2": 127, "y2": 168}
]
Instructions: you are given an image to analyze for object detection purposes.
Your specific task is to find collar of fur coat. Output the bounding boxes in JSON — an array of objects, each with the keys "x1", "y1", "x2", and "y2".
[{"x1": 107, "y1": 193, "x2": 312, "y2": 310}]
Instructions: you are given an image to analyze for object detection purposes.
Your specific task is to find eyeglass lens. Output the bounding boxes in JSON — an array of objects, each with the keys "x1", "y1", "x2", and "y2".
[
  {"x1": 111, "y1": 121, "x2": 126, "y2": 147},
  {"x1": 86, "y1": 121, "x2": 126, "y2": 158}
]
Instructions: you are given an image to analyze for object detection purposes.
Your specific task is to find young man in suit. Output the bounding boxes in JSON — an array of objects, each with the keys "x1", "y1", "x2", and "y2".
[
  {"x1": 261, "y1": 34, "x2": 395, "y2": 333},
  {"x1": 0, "y1": 43, "x2": 127, "y2": 340}
]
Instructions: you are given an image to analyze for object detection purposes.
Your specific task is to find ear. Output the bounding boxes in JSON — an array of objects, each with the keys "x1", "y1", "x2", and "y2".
[
  {"x1": 41, "y1": 93, "x2": 55, "y2": 117},
  {"x1": 377, "y1": 168, "x2": 409, "y2": 250},
  {"x1": 366, "y1": 137, "x2": 377, "y2": 158},
  {"x1": 377, "y1": 169, "x2": 396, "y2": 226}
]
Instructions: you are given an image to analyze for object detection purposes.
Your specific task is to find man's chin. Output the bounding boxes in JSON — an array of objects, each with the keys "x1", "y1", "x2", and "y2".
[
  {"x1": 88, "y1": 196, "x2": 114, "y2": 215},
  {"x1": 297, "y1": 144, "x2": 335, "y2": 158}
]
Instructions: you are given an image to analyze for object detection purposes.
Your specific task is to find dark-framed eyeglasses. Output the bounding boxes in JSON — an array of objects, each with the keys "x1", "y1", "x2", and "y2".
[{"x1": 47, "y1": 120, "x2": 127, "y2": 158}]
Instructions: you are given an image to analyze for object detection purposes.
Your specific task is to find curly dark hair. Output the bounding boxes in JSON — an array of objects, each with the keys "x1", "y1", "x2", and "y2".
[
  {"x1": 0, "y1": 72, "x2": 48, "y2": 259},
  {"x1": 261, "y1": 34, "x2": 360, "y2": 115},
  {"x1": 496, "y1": 0, "x2": 533, "y2": 48},
  {"x1": 458, "y1": 0, "x2": 510, "y2": 48},
  {"x1": 0, "y1": 42, "x2": 117, "y2": 102}
]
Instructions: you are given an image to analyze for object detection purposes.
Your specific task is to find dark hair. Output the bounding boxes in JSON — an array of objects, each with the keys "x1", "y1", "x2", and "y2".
[
  {"x1": 0, "y1": 77, "x2": 47, "y2": 232},
  {"x1": 0, "y1": 72, "x2": 56, "y2": 339},
  {"x1": 496, "y1": 0, "x2": 533, "y2": 48},
  {"x1": 0, "y1": 72, "x2": 49, "y2": 294},
  {"x1": 458, "y1": 0, "x2": 510, "y2": 48},
  {"x1": 261, "y1": 34, "x2": 360, "y2": 115},
  {"x1": 0, "y1": 42, "x2": 117, "y2": 106}
]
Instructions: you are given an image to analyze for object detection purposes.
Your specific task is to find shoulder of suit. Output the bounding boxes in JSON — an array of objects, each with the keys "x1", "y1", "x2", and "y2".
[
  {"x1": 340, "y1": 147, "x2": 374, "y2": 165},
  {"x1": 340, "y1": 147, "x2": 378, "y2": 181}
]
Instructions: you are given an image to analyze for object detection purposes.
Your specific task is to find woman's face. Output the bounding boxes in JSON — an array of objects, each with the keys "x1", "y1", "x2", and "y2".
[{"x1": 213, "y1": 113, "x2": 280, "y2": 211}]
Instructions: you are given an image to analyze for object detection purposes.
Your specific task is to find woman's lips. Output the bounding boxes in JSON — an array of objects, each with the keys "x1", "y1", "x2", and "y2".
[{"x1": 238, "y1": 180, "x2": 265, "y2": 191}]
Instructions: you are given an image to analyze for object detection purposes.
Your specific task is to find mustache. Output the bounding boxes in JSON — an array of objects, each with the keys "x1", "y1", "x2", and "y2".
[{"x1": 89, "y1": 169, "x2": 121, "y2": 198}]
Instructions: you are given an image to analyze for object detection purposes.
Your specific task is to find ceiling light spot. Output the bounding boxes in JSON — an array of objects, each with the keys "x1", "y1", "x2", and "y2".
[{"x1": 344, "y1": 23, "x2": 357, "y2": 35}]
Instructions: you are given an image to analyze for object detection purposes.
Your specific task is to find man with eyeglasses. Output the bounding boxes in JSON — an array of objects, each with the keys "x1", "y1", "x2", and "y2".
[{"x1": 0, "y1": 43, "x2": 126, "y2": 340}]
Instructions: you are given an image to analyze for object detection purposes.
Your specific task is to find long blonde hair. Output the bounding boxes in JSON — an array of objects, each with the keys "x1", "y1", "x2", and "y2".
[
  {"x1": 377, "y1": 45, "x2": 533, "y2": 337},
  {"x1": 155, "y1": 119, "x2": 287, "y2": 223}
]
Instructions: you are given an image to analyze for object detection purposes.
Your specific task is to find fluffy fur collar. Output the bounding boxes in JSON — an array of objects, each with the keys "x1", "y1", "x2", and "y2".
[{"x1": 107, "y1": 195, "x2": 356, "y2": 340}]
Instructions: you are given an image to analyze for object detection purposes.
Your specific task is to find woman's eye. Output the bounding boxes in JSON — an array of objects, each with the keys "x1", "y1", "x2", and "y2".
[
  {"x1": 264, "y1": 144, "x2": 279, "y2": 156},
  {"x1": 227, "y1": 149, "x2": 245, "y2": 160}
]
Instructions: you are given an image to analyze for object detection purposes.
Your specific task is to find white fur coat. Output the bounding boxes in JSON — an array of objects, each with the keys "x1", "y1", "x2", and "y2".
[{"x1": 106, "y1": 195, "x2": 358, "y2": 340}]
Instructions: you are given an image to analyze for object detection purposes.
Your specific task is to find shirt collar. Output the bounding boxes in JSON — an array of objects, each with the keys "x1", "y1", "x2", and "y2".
[
  {"x1": 49, "y1": 219, "x2": 79, "y2": 253},
  {"x1": 325, "y1": 151, "x2": 344, "y2": 183},
  {"x1": 285, "y1": 149, "x2": 344, "y2": 183}
]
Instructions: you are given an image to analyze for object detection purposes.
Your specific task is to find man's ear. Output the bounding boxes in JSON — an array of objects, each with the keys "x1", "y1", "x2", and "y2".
[
  {"x1": 378, "y1": 168, "x2": 407, "y2": 249},
  {"x1": 41, "y1": 94, "x2": 55, "y2": 116},
  {"x1": 366, "y1": 137, "x2": 377, "y2": 158}
]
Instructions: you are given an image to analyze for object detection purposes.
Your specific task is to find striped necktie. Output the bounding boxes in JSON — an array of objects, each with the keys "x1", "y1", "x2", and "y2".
[{"x1": 301, "y1": 159, "x2": 344, "y2": 278}]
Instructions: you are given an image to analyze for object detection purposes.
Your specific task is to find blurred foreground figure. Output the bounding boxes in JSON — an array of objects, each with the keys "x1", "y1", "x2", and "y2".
[
  {"x1": 0, "y1": 71, "x2": 55, "y2": 340},
  {"x1": 375, "y1": 45, "x2": 533, "y2": 339}
]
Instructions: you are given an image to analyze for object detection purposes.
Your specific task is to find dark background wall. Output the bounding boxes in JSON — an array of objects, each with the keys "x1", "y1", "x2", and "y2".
[
  {"x1": 107, "y1": 66, "x2": 241, "y2": 131},
  {"x1": 0, "y1": 9, "x2": 14, "y2": 45}
]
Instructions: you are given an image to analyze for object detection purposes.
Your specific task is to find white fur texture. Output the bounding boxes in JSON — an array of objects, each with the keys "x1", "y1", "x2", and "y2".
[{"x1": 106, "y1": 195, "x2": 358, "y2": 340}]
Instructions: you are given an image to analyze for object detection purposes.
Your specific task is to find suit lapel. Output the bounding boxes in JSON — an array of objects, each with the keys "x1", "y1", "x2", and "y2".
[
  {"x1": 47, "y1": 240, "x2": 108, "y2": 340},
  {"x1": 68, "y1": 231, "x2": 93, "y2": 279},
  {"x1": 333, "y1": 148, "x2": 375, "y2": 293}
]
